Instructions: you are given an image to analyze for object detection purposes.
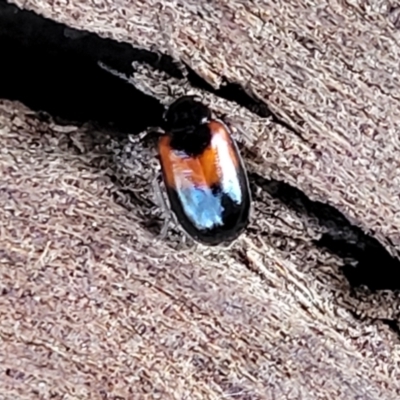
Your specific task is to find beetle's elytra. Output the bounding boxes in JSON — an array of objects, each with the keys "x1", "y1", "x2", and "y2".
[{"x1": 157, "y1": 96, "x2": 251, "y2": 246}]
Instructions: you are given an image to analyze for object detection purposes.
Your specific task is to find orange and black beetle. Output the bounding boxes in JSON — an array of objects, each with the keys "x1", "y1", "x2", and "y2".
[{"x1": 157, "y1": 96, "x2": 251, "y2": 246}]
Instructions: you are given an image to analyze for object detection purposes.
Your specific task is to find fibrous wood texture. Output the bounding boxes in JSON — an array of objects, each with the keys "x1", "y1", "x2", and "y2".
[{"x1": 1, "y1": 0, "x2": 400, "y2": 399}]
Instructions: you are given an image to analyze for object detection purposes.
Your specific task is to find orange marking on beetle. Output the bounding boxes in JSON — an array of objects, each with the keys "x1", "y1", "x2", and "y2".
[
  {"x1": 158, "y1": 135, "x2": 209, "y2": 188},
  {"x1": 158, "y1": 121, "x2": 240, "y2": 190},
  {"x1": 196, "y1": 145, "x2": 220, "y2": 187},
  {"x1": 199, "y1": 121, "x2": 240, "y2": 185},
  {"x1": 207, "y1": 121, "x2": 239, "y2": 166}
]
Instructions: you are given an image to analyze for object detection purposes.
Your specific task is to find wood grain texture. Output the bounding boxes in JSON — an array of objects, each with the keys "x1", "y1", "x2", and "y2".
[{"x1": 1, "y1": 0, "x2": 400, "y2": 399}]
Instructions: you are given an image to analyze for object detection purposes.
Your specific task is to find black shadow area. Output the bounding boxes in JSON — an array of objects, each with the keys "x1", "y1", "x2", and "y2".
[
  {"x1": 0, "y1": 0, "x2": 177, "y2": 134},
  {"x1": 0, "y1": 0, "x2": 302, "y2": 135},
  {"x1": 251, "y1": 173, "x2": 400, "y2": 291}
]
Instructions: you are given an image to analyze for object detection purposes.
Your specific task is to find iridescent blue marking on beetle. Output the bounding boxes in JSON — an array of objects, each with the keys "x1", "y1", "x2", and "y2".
[{"x1": 177, "y1": 186, "x2": 224, "y2": 230}]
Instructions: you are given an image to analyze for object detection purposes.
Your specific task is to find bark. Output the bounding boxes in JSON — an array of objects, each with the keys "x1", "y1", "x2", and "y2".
[{"x1": 1, "y1": 0, "x2": 400, "y2": 399}]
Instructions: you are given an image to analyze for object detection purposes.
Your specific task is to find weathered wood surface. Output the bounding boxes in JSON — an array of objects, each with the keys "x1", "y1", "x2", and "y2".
[{"x1": 1, "y1": 0, "x2": 400, "y2": 399}]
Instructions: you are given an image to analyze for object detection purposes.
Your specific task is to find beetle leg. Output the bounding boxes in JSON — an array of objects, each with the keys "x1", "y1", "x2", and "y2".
[{"x1": 152, "y1": 173, "x2": 173, "y2": 239}]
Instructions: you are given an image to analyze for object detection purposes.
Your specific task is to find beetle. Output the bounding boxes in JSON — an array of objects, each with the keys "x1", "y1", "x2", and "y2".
[{"x1": 157, "y1": 96, "x2": 251, "y2": 246}]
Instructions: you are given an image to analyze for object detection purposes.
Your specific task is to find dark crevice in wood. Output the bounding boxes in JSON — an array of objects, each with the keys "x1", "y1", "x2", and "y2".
[
  {"x1": 183, "y1": 64, "x2": 306, "y2": 139},
  {"x1": 0, "y1": 0, "x2": 303, "y2": 137},
  {"x1": 251, "y1": 173, "x2": 400, "y2": 291},
  {"x1": 0, "y1": 0, "x2": 168, "y2": 134}
]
